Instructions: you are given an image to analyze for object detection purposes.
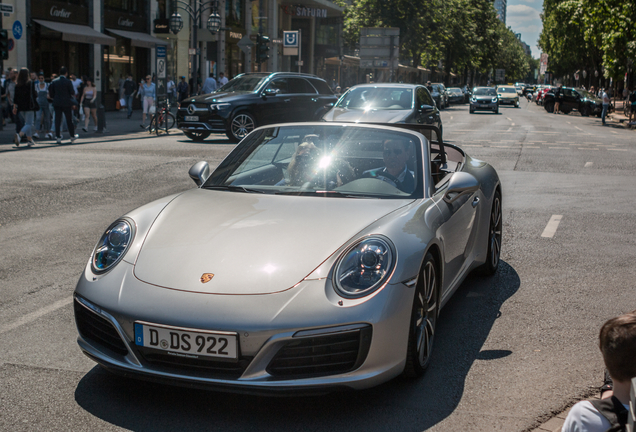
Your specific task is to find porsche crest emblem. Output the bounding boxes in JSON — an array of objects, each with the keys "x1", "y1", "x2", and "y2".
[{"x1": 200, "y1": 273, "x2": 215, "y2": 283}]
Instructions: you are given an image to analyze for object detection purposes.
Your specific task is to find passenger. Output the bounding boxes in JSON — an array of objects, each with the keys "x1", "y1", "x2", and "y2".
[
  {"x1": 279, "y1": 141, "x2": 320, "y2": 186},
  {"x1": 363, "y1": 139, "x2": 415, "y2": 193}
]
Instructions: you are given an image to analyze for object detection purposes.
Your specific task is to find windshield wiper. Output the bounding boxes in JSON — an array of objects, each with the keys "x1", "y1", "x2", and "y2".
[{"x1": 204, "y1": 185, "x2": 265, "y2": 194}]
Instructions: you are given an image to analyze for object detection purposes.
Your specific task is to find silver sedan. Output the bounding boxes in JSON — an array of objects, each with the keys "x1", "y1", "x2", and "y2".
[{"x1": 74, "y1": 123, "x2": 502, "y2": 394}]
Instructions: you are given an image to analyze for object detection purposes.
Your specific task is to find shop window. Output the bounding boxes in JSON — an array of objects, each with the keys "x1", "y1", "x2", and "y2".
[{"x1": 104, "y1": 0, "x2": 145, "y2": 14}]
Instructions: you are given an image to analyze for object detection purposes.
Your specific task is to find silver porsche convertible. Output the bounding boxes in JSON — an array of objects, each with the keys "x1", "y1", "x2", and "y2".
[{"x1": 74, "y1": 122, "x2": 502, "y2": 393}]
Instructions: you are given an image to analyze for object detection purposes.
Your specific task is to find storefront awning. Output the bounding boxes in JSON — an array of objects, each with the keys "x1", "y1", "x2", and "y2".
[
  {"x1": 33, "y1": 20, "x2": 115, "y2": 46},
  {"x1": 106, "y1": 29, "x2": 168, "y2": 49}
]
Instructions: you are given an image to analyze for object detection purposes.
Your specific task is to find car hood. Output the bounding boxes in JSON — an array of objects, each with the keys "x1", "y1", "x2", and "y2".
[
  {"x1": 323, "y1": 108, "x2": 410, "y2": 123},
  {"x1": 182, "y1": 91, "x2": 255, "y2": 104},
  {"x1": 133, "y1": 189, "x2": 409, "y2": 295},
  {"x1": 473, "y1": 95, "x2": 496, "y2": 100},
  {"x1": 498, "y1": 92, "x2": 516, "y2": 97}
]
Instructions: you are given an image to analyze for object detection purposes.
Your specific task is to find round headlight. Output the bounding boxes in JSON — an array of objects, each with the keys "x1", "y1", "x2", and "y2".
[
  {"x1": 334, "y1": 237, "x2": 395, "y2": 298},
  {"x1": 491, "y1": 97, "x2": 498, "y2": 103},
  {"x1": 92, "y1": 220, "x2": 134, "y2": 274}
]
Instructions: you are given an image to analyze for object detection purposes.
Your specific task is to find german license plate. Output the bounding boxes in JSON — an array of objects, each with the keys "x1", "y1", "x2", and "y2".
[
  {"x1": 480, "y1": 104, "x2": 490, "y2": 108},
  {"x1": 134, "y1": 322, "x2": 238, "y2": 360},
  {"x1": 184, "y1": 115, "x2": 199, "y2": 121}
]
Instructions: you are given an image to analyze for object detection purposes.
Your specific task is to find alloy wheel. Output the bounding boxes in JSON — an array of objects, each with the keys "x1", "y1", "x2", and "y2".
[
  {"x1": 489, "y1": 195, "x2": 502, "y2": 270},
  {"x1": 414, "y1": 260, "x2": 438, "y2": 368},
  {"x1": 231, "y1": 113, "x2": 255, "y2": 140}
]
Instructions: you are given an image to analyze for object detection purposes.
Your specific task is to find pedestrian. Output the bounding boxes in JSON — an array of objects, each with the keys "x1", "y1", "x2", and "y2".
[
  {"x1": 12, "y1": 68, "x2": 39, "y2": 147},
  {"x1": 166, "y1": 75, "x2": 176, "y2": 105},
  {"x1": 139, "y1": 74, "x2": 156, "y2": 128},
  {"x1": 218, "y1": 72, "x2": 228, "y2": 86},
  {"x1": 561, "y1": 310, "x2": 635, "y2": 432},
  {"x1": 6, "y1": 69, "x2": 17, "y2": 128},
  {"x1": 118, "y1": 74, "x2": 125, "y2": 100},
  {"x1": 35, "y1": 71, "x2": 53, "y2": 139},
  {"x1": 48, "y1": 66, "x2": 78, "y2": 144},
  {"x1": 622, "y1": 86, "x2": 628, "y2": 101},
  {"x1": 601, "y1": 88, "x2": 610, "y2": 125},
  {"x1": 554, "y1": 84, "x2": 563, "y2": 114},
  {"x1": 201, "y1": 72, "x2": 217, "y2": 94},
  {"x1": 80, "y1": 78, "x2": 98, "y2": 132},
  {"x1": 69, "y1": 73, "x2": 82, "y2": 125},
  {"x1": 177, "y1": 76, "x2": 189, "y2": 102},
  {"x1": 123, "y1": 74, "x2": 136, "y2": 119},
  {"x1": 628, "y1": 87, "x2": 636, "y2": 125}
]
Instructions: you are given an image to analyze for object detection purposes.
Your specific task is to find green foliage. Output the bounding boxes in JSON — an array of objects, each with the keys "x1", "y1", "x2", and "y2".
[{"x1": 337, "y1": 0, "x2": 535, "y2": 83}]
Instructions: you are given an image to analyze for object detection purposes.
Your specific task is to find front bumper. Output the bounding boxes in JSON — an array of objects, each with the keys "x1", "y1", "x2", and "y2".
[
  {"x1": 176, "y1": 109, "x2": 228, "y2": 133},
  {"x1": 470, "y1": 100, "x2": 498, "y2": 111},
  {"x1": 74, "y1": 262, "x2": 413, "y2": 393},
  {"x1": 498, "y1": 98, "x2": 518, "y2": 105}
]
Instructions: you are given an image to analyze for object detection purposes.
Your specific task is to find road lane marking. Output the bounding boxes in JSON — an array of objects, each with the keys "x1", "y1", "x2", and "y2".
[
  {"x1": 450, "y1": 116, "x2": 453, "y2": 120},
  {"x1": 607, "y1": 148, "x2": 629, "y2": 151},
  {"x1": 0, "y1": 297, "x2": 73, "y2": 335},
  {"x1": 579, "y1": 148, "x2": 599, "y2": 150},
  {"x1": 524, "y1": 146, "x2": 540, "y2": 148},
  {"x1": 575, "y1": 126, "x2": 584, "y2": 132},
  {"x1": 610, "y1": 130, "x2": 618, "y2": 134},
  {"x1": 549, "y1": 147, "x2": 570, "y2": 149},
  {"x1": 511, "y1": 123, "x2": 515, "y2": 126},
  {"x1": 542, "y1": 215, "x2": 563, "y2": 238},
  {"x1": 585, "y1": 162, "x2": 593, "y2": 167}
]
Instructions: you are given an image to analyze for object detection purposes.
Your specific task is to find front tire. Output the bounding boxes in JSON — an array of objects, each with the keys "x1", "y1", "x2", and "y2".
[
  {"x1": 478, "y1": 191, "x2": 502, "y2": 275},
  {"x1": 184, "y1": 131, "x2": 211, "y2": 141},
  {"x1": 545, "y1": 101, "x2": 555, "y2": 113},
  {"x1": 227, "y1": 112, "x2": 256, "y2": 143},
  {"x1": 403, "y1": 252, "x2": 439, "y2": 377}
]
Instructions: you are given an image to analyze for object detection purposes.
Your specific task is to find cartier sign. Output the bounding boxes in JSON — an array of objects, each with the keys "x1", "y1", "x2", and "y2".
[
  {"x1": 118, "y1": 17, "x2": 134, "y2": 27},
  {"x1": 105, "y1": 10, "x2": 148, "y2": 32},
  {"x1": 32, "y1": 0, "x2": 89, "y2": 24}
]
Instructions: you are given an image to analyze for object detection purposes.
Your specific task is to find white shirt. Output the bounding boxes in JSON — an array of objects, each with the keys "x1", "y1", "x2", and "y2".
[
  {"x1": 71, "y1": 78, "x2": 82, "y2": 96},
  {"x1": 219, "y1": 76, "x2": 228, "y2": 86},
  {"x1": 602, "y1": 91, "x2": 610, "y2": 105},
  {"x1": 562, "y1": 400, "x2": 629, "y2": 432},
  {"x1": 201, "y1": 77, "x2": 217, "y2": 94}
]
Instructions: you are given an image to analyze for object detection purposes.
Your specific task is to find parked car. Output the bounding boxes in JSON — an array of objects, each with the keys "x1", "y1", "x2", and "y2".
[
  {"x1": 496, "y1": 86, "x2": 520, "y2": 107},
  {"x1": 469, "y1": 87, "x2": 499, "y2": 114},
  {"x1": 543, "y1": 87, "x2": 602, "y2": 116},
  {"x1": 515, "y1": 83, "x2": 526, "y2": 96},
  {"x1": 176, "y1": 72, "x2": 338, "y2": 142},
  {"x1": 73, "y1": 121, "x2": 502, "y2": 393},
  {"x1": 427, "y1": 83, "x2": 448, "y2": 109},
  {"x1": 534, "y1": 85, "x2": 553, "y2": 106},
  {"x1": 446, "y1": 87, "x2": 465, "y2": 104},
  {"x1": 322, "y1": 83, "x2": 443, "y2": 141}
]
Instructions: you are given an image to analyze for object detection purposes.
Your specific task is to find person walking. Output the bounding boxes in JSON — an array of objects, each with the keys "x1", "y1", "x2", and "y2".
[
  {"x1": 218, "y1": 72, "x2": 228, "y2": 86},
  {"x1": 601, "y1": 88, "x2": 610, "y2": 125},
  {"x1": 201, "y1": 72, "x2": 217, "y2": 94},
  {"x1": 48, "y1": 66, "x2": 78, "y2": 144},
  {"x1": 139, "y1": 75, "x2": 156, "y2": 128},
  {"x1": 12, "y1": 68, "x2": 39, "y2": 147},
  {"x1": 177, "y1": 76, "x2": 189, "y2": 102},
  {"x1": 166, "y1": 75, "x2": 176, "y2": 105},
  {"x1": 628, "y1": 87, "x2": 636, "y2": 125},
  {"x1": 35, "y1": 72, "x2": 52, "y2": 139},
  {"x1": 123, "y1": 74, "x2": 136, "y2": 119},
  {"x1": 80, "y1": 78, "x2": 98, "y2": 132},
  {"x1": 554, "y1": 84, "x2": 563, "y2": 114}
]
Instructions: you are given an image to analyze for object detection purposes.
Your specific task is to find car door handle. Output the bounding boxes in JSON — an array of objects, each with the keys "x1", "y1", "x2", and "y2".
[
  {"x1": 311, "y1": 98, "x2": 318, "y2": 102},
  {"x1": 472, "y1": 197, "x2": 480, "y2": 207},
  {"x1": 284, "y1": 99, "x2": 291, "y2": 103}
]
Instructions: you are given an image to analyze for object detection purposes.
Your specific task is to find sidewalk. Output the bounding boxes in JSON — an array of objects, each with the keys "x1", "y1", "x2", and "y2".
[
  {"x1": 608, "y1": 99, "x2": 636, "y2": 129},
  {"x1": 0, "y1": 108, "x2": 181, "y2": 147},
  {"x1": 530, "y1": 393, "x2": 601, "y2": 432}
]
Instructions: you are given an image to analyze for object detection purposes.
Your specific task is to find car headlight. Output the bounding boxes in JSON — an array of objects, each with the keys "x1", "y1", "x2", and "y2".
[
  {"x1": 471, "y1": 97, "x2": 476, "y2": 102},
  {"x1": 209, "y1": 103, "x2": 230, "y2": 111},
  {"x1": 491, "y1": 97, "x2": 498, "y2": 103},
  {"x1": 333, "y1": 236, "x2": 395, "y2": 298},
  {"x1": 92, "y1": 219, "x2": 134, "y2": 274}
]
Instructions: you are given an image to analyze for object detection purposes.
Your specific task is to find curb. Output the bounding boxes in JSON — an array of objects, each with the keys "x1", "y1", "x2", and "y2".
[{"x1": 530, "y1": 393, "x2": 601, "y2": 432}]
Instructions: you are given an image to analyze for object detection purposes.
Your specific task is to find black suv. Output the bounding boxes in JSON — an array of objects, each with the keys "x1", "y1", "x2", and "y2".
[
  {"x1": 543, "y1": 87, "x2": 602, "y2": 117},
  {"x1": 177, "y1": 72, "x2": 338, "y2": 142}
]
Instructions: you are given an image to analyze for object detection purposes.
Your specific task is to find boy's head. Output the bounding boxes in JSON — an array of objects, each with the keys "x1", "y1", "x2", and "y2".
[{"x1": 599, "y1": 310, "x2": 636, "y2": 382}]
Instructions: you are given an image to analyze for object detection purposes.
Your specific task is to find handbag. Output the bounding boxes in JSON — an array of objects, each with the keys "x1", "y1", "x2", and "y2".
[
  {"x1": 119, "y1": 97, "x2": 127, "y2": 107},
  {"x1": 29, "y1": 82, "x2": 40, "y2": 112}
]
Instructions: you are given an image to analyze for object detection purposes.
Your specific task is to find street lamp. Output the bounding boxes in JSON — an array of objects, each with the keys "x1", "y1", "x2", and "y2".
[{"x1": 170, "y1": 0, "x2": 227, "y2": 97}]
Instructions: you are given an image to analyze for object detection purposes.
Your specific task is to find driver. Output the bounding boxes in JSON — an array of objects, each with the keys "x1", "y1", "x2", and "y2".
[{"x1": 363, "y1": 139, "x2": 415, "y2": 193}]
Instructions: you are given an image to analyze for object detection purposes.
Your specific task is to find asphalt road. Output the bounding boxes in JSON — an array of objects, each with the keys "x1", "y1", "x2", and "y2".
[{"x1": 1, "y1": 99, "x2": 634, "y2": 431}]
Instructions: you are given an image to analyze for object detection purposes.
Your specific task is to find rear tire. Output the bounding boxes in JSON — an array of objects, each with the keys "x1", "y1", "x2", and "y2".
[
  {"x1": 477, "y1": 191, "x2": 502, "y2": 275},
  {"x1": 403, "y1": 252, "x2": 439, "y2": 378},
  {"x1": 545, "y1": 101, "x2": 555, "y2": 113}
]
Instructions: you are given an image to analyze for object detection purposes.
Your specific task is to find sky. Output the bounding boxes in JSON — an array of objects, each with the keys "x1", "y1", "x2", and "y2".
[{"x1": 506, "y1": 0, "x2": 543, "y2": 59}]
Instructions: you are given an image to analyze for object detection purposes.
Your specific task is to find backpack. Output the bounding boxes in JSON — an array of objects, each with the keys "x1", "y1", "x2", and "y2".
[
  {"x1": 589, "y1": 396, "x2": 628, "y2": 432},
  {"x1": 629, "y1": 92, "x2": 636, "y2": 103}
]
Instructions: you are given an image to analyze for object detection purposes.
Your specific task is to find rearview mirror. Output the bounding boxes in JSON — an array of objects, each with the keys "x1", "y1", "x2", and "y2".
[
  {"x1": 443, "y1": 172, "x2": 479, "y2": 203},
  {"x1": 419, "y1": 104, "x2": 435, "y2": 112},
  {"x1": 189, "y1": 161, "x2": 210, "y2": 186}
]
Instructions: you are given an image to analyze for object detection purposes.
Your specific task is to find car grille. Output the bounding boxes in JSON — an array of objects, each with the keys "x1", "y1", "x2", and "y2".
[
  {"x1": 139, "y1": 351, "x2": 252, "y2": 379},
  {"x1": 267, "y1": 326, "x2": 372, "y2": 378},
  {"x1": 74, "y1": 299, "x2": 129, "y2": 357}
]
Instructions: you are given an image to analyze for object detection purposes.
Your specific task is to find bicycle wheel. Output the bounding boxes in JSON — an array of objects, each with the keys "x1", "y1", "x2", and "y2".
[
  {"x1": 164, "y1": 112, "x2": 176, "y2": 130},
  {"x1": 148, "y1": 115, "x2": 157, "y2": 134}
]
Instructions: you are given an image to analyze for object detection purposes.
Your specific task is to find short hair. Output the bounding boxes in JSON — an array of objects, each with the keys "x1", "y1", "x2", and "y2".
[
  {"x1": 219, "y1": 72, "x2": 224, "y2": 76},
  {"x1": 60, "y1": 66, "x2": 68, "y2": 76},
  {"x1": 599, "y1": 310, "x2": 636, "y2": 382}
]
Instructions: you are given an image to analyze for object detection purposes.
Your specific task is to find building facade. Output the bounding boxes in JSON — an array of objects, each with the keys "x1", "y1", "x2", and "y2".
[{"x1": 494, "y1": 0, "x2": 506, "y2": 24}]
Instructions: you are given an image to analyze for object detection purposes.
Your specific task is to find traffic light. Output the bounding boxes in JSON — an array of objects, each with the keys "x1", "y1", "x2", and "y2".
[
  {"x1": 256, "y1": 33, "x2": 270, "y2": 64},
  {"x1": 0, "y1": 29, "x2": 8, "y2": 61}
]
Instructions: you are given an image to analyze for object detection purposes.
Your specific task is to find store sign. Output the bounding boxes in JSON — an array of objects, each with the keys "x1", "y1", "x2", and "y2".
[
  {"x1": 154, "y1": 18, "x2": 169, "y2": 34},
  {"x1": 32, "y1": 0, "x2": 88, "y2": 24},
  {"x1": 105, "y1": 10, "x2": 147, "y2": 32},
  {"x1": 117, "y1": 17, "x2": 134, "y2": 27},
  {"x1": 282, "y1": 5, "x2": 328, "y2": 18}
]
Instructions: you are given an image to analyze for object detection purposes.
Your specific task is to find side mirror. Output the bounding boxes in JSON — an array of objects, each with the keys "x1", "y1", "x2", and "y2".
[
  {"x1": 419, "y1": 104, "x2": 435, "y2": 112},
  {"x1": 263, "y1": 88, "x2": 277, "y2": 97},
  {"x1": 443, "y1": 172, "x2": 479, "y2": 203},
  {"x1": 189, "y1": 161, "x2": 210, "y2": 186}
]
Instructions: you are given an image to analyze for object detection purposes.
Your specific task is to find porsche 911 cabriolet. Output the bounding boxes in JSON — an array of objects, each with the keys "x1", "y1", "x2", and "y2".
[{"x1": 74, "y1": 122, "x2": 502, "y2": 394}]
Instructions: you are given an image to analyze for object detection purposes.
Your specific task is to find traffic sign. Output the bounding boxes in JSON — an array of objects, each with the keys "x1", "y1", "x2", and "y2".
[
  {"x1": 237, "y1": 35, "x2": 253, "y2": 55},
  {"x1": 283, "y1": 31, "x2": 298, "y2": 48},
  {"x1": 12, "y1": 21, "x2": 22, "y2": 40},
  {"x1": 0, "y1": 4, "x2": 14, "y2": 13}
]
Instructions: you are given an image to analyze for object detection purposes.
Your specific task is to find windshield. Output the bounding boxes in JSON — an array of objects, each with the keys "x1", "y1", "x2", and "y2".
[
  {"x1": 217, "y1": 75, "x2": 269, "y2": 93},
  {"x1": 498, "y1": 87, "x2": 516, "y2": 93},
  {"x1": 335, "y1": 87, "x2": 414, "y2": 110},
  {"x1": 576, "y1": 88, "x2": 596, "y2": 99},
  {"x1": 448, "y1": 88, "x2": 462, "y2": 94},
  {"x1": 204, "y1": 125, "x2": 423, "y2": 198},
  {"x1": 473, "y1": 87, "x2": 497, "y2": 96}
]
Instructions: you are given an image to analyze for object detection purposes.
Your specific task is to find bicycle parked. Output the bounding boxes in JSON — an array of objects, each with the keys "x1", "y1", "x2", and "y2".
[{"x1": 148, "y1": 97, "x2": 176, "y2": 136}]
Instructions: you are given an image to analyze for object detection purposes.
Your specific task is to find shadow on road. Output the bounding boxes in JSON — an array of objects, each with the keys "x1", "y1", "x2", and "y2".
[{"x1": 74, "y1": 261, "x2": 520, "y2": 431}]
